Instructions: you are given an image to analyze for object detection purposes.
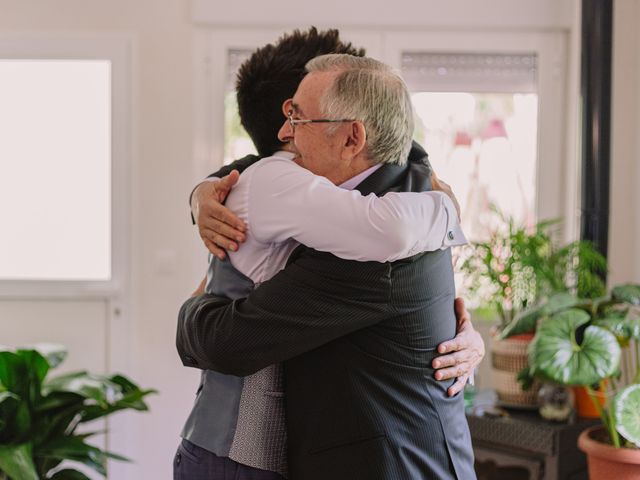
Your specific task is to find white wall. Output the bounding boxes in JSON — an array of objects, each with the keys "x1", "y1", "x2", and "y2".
[
  {"x1": 192, "y1": 0, "x2": 575, "y2": 29},
  {"x1": 0, "y1": 1, "x2": 201, "y2": 478},
  {"x1": 0, "y1": 0, "x2": 638, "y2": 478},
  {"x1": 610, "y1": 0, "x2": 640, "y2": 285}
]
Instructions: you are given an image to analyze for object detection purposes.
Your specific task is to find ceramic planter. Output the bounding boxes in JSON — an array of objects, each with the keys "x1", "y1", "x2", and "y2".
[
  {"x1": 573, "y1": 385, "x2": 607, "y2": 418},
  {"x1": 578, "y1": 426, "x2": 640, "y2": 479}
]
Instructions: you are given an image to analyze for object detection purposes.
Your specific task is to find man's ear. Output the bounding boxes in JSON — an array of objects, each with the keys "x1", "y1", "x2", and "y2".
[{"x1": 342, "y1": 121, "x2": 367, "y2": 160}]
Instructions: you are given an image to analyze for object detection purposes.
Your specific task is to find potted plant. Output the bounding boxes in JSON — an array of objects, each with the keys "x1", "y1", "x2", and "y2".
[
  {"x1": 509, "y1": 284, "x2": 640, "y2": 478},
  {"x1": 460, "y1": 209, "x2": 606, "y2": 406},
  {"x1": 0, "y1": 344, "x2": 156, "y2": 480}
]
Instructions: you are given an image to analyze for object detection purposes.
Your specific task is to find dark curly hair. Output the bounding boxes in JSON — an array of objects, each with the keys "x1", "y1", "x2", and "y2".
[{"x1": 236, "y1": 27, "x2": 365, "y2": 157}]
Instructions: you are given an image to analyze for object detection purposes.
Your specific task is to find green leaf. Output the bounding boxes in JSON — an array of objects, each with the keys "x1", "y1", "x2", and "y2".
[
  {"x1": 500, "y1": 292, "x2": 583, "y2": 339},
  {"x1": 31, "y1": 408, "x2": 80, "y2": 448},
  {"x1": 594, "y1": 315, "x2": 632, "y2": 342},
  {"x1": 80, "y1": 388, "x2": 156, "y2": 423},
  {"x1": 516, "y1": 367, "x2": 534, "y2": 391},
  {"x1": 0, "y1": 351, "x2": 27, "y2": 395},
  {"x1": 0, "y1": 443, "x2": 38, "y2": 480},
  {"x1": 13, "y1": 402, "x2": 32, "y2": 441},
  {"x1": 614, "y1": 384, "x2": 640, "y2": 447},
  {"x1": 500, "y1": 305, "x2": 541, "y2": 339},
  {"x1": 35, "y1": 392, "x2": 84, "y2": 413},
  {"x1": 612, "y1": 284, "x2": 640, "y2": 305},
  {"x1": 529, "y1": 309, "x2": 621, "y2": 385},
  {"x1": 0, "y1": 390, "x2": 31, "y2": 443},
  {"x1": 43, "y1": 372, "x2": 116, "y2": 409},
  {"x1": 30, "y1": 344, "x2": 67, "y2": 370},
  {"x1": 594, "y1": 308, "x2": 640, "y2": 342},
  {"x1": 540, "y1": 293, "x2": 589, "y2": 315},
  {"x1": 0, "y1": 391, "x2": 19, "y2": 431},
  {"x1": 48, "y1": 469, "x2": 91, "y2": 480},
  {"x1": 16, "y1": 350, "x2": 50, "y2": 386},
  {"x1": 37, "y1": 435, "x2": 109, "y2": 476}
]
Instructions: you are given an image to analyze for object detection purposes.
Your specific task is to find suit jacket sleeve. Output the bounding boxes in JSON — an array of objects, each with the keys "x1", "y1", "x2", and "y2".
[
  {"x1": 205, "y1": 153, "x2": 261, "y2": 179},
  {"x1": 177, "y1": 143, "x2": 433, "y2": 376},
  {"x1": 176, "y1": 250, "x2": 394, "y2": 376}
]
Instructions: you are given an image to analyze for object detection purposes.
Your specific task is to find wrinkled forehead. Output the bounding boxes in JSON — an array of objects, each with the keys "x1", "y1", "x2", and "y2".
[{"x1": 291, "y1": 70, "x2": 339, "y2": 115}]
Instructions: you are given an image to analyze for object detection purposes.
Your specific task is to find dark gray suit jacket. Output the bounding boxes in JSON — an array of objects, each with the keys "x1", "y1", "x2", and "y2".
[{"x1": 177, "y1": 143, "x2": 475, "y2": 480}]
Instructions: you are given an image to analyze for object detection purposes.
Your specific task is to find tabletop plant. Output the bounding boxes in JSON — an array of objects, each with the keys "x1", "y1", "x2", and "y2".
[
  {"x1": 460, "y1": 208, "x2": 607, "y2": 332},
  {"x1": 0, "y1": 344, "x2": 156, "y2": 480},
  {"x1": 508, "y1": 284, "x2": 640, "y2": 448}
]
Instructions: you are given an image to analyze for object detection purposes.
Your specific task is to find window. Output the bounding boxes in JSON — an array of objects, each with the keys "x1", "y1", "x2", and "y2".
[
  {"x1": 402, "y1": 52, "x2": 539, "y2": 241},
  {"x1": 0, "y1": 35, "x2": 131, "y2": 296},
  {"x1": 383, "y1": 30, "x2": 570, "y2": 231},
  {"x1": 224, "y1": 49, "x2": 255, "y2": 164},
  {"x1": 0, "y1": 59, "x2": 112, "y2": 281}
]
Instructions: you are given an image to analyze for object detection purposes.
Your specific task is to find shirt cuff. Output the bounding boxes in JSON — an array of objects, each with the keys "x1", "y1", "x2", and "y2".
[{"x1": 441, "y1": 196, "x2": 467, "y2": 248}]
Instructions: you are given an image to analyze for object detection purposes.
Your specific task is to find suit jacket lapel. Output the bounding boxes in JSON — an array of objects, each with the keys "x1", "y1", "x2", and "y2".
[
  {"x1": 355, "y1": 141, "x2": 432, "y2": 196},
  {"x1": 355, "y1": 163, "x2": 406, "y2": 196}
]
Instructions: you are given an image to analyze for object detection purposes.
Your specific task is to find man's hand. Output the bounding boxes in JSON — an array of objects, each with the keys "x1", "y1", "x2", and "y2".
[
  {"x1": 433, "y1": 298, "x2": 485, "y2": 396},
  {"x1": 191, "y1": 170, "x2": 246, "y2": 259},
  {"x1": 431, "y1": 171, "x2": 461, "y2": 221}
]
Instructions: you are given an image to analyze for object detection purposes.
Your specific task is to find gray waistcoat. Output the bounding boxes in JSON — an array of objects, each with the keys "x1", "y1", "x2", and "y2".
[{"x1": 181, "y1": 257, "x2": 287, "y2": 476}]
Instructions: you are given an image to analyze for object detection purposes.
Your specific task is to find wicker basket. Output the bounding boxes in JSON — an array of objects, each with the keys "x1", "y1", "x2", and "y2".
[{"x1": 491, "y1": 334, "x2": 540, "y2": 406}]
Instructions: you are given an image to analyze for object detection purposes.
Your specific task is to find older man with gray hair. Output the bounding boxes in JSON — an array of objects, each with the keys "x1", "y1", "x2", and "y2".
[{"x1": 178, "y1": 53, "x2": 476, "y2": 480}]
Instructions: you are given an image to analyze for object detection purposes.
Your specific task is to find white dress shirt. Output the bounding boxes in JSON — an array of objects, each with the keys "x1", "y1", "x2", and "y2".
[{"x1": 224, "y1": 151, "x2": 466, "y2": 284}]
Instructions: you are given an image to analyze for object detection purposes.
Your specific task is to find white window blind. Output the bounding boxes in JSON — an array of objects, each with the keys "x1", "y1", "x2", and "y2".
[{"x1": 401, "y1": 52, "x2": 538, "y2": 93}]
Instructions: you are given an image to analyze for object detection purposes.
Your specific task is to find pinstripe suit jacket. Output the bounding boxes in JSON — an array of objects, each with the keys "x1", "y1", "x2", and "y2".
[{"x1": 177, "y1": 143, "x2": 476, "y2": 480}]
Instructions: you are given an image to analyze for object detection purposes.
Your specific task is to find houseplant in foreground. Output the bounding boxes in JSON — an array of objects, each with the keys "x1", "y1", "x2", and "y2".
[
  {"x1": 460, "y1": 209, "x2": 606, "y2": 405},
  {"x1": 0, "y1": 344, "x2": 156, "y2": 480},
  {"x1": 512, "y1": 284, "x2": 640, "y2": 477}
]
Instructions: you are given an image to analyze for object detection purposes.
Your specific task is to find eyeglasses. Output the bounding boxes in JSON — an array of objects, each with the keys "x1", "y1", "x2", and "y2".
[{"x1": 287, "y1": 111, "x2": 355, "y2": 130}]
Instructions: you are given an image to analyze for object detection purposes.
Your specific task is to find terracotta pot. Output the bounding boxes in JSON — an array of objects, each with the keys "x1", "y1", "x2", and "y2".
[
  {"x1": 491, "y1": 332, "x2": 540, "y2": 406},
  {"x1": 578, "y1": 426, "x2": 640, "y2": 479},
  {"x1": 573, "y1": 385, "x2": 607, "y2": 418}
]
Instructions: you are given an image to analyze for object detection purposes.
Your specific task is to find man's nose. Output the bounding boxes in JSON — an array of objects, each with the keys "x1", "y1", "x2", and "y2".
[{"x1": 278, "y1": 120, "x2": 293, "y2": 142}]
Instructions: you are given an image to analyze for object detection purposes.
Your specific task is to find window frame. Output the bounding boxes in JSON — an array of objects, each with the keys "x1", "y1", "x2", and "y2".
[{"x1": 0, "y1": 34, "x2": 132, "y2": 299}]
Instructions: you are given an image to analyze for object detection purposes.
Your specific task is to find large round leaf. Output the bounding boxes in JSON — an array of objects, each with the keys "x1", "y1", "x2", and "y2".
[
  {"x1": 595, "y1": 309, "x2": 640, "y2": 342},
  {"x1": 614, "y1": 384, "x2": 640, "y2": 447},
  {"x1": 529, "y1": 309, "x2": 621, "y2": 385}
]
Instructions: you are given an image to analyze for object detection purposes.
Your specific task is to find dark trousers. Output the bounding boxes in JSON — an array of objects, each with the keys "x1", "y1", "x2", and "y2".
[{"x1": 174, "y1": 439, "x2": 286, "y2": 480}]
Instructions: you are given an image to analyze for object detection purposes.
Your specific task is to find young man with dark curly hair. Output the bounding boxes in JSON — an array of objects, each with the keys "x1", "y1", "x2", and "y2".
[{"x1": 176, "y1": 27, "x2": 482, "y2": 480}]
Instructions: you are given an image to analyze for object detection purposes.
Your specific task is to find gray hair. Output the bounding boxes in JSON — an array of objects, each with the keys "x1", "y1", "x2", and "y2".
[{"x1": 305, "y1": 54, "x2": 414, "y2": 165}]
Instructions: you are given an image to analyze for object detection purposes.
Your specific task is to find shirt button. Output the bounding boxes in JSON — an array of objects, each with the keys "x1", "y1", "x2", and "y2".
[
  {"x1": 447, "y1": 231, "x2": 455, "y2": 240},
  {"x1": 176, "y1": 452, "x2": 182, "y2": 465}
]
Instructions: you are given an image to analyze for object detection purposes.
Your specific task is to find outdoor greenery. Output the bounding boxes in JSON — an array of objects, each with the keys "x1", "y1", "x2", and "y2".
[
  {"x1": 0, "y1": 345, "x2": 155, "y2": 480},
  {"x1": 515, "y1": 284, "x2": 640, "y2": 448},
  {"x1": 460, "y1": 209, "x2": 607, "y2": 331}
]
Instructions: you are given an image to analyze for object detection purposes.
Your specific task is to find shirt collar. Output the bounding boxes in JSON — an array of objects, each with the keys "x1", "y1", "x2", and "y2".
[
  {"x1": 339, "y1": 164, "x2": 383, "y2": 191},
  {"x1": 275, "y1": 150, "x2": 382, "y2": 192}
]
